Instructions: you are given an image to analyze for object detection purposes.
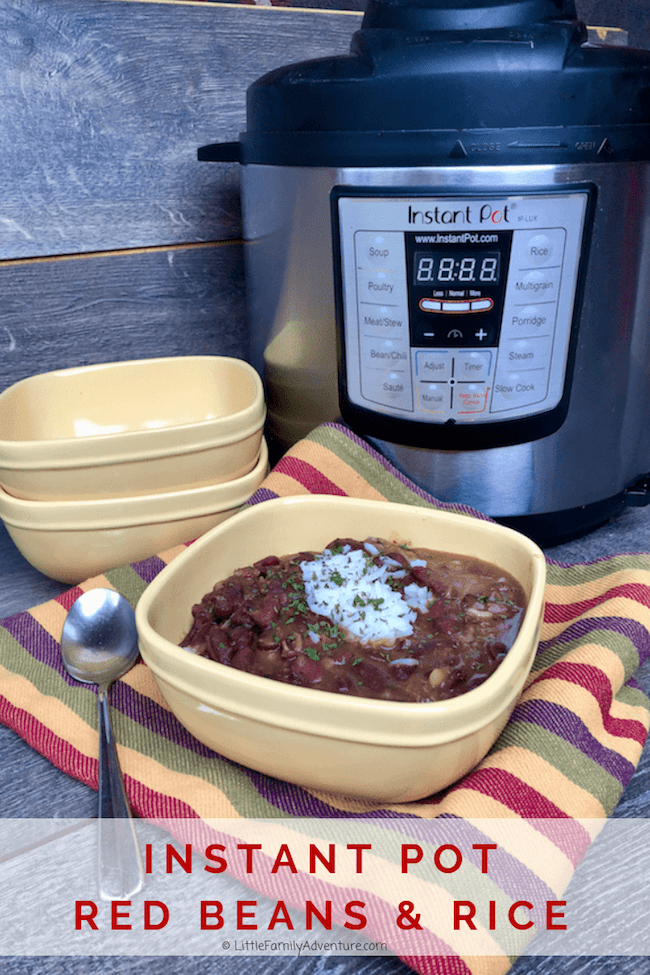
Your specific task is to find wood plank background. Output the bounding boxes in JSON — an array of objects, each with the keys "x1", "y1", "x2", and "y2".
[{"x1": 0, "y1": 0, "x2": 648, "y2": 392}]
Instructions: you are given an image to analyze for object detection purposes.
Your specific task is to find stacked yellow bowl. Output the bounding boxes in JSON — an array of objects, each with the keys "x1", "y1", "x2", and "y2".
[{"x1": 0, "y1": 356, "x2": 268, "y2": 583}]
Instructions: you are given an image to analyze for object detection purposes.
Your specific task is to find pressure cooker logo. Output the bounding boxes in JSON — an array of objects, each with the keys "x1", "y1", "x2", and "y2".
[{"x1": 407, "y1": 204, "x2": 511, "y2": 226}]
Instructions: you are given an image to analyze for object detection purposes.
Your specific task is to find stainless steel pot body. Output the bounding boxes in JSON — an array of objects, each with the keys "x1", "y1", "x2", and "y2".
[{"x1": 241, "y1": 161, "x2": 650, "y2": 528}]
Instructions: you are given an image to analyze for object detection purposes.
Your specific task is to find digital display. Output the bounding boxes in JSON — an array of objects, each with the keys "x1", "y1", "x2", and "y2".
[{"x1": 414, "y1": 251, "x2": 501, "y2": 286}]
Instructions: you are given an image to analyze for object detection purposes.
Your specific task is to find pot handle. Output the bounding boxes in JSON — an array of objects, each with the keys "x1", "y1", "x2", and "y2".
[
  {"x1": 198, "y1": 142, "x2": 242, "y2": 163},
  {"x1": 625, "y1": 474, "x2": 650, "y2": 508}
]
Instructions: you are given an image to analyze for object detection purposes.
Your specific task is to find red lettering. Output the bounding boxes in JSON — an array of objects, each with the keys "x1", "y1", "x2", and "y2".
[
  {"x1": 268, "y1": 900, "x2": 294, "y2": 930},
  {"x1": 166, "y1": 844, "x2": 192, "y2": 873},
  {"x1": 489, "y1": 900, "x2": 496, "y2": 930},
  {"x1": 144, "y1": 901, "x2": 169, "y2": 930},
  {"x1": 547, "y1": 901, "x2": 567, "y2": 930},
  {"x1": 204, "y1": 844, "x2": 227, "y2": 873},
  {"x1": 434, "y1": 844, "x2": 462, "y2": 873},
  {"x1": 75, "y1": 901, "x2": 98, "y2": 930},
  {"x1": 145, "y1": 843, "x2": 153, "y2": 874},
  {"x1": 306, "y1": 901, "x2": 332, "y2": 930},
  {"x1": 111, "y1": 901, "x2": 131, "y2": 931},
  {"x1": 344, "y1": 900, "x2": 367, "y2": 930},
  {"x1": 509, "y1": 901, "x2": 534, "y2": 930},
  {"x1": 472, "y1": 843, "x2": 497, "y2": 873},
  {"x1": 454, "y1": 901, "x2": 476, "y2": 930},
  {"x1": 271, "y1": 844, "x2": 297, "y2": 874},
  {"x1": 401, "y1": 844, "x2": 423, "y2": 873},
  {"x1": 309, "y1": 844, "x2": 336, "y2": 873},
  {"x1": 200, "y1": 901, "x2": 224, "y2": 930},
  {"x1": 237, "y1": 844, "x2": 262, "y2": 872},
  {"x1": 237, "y1": 900, "x2": 258, "y2": 930},
  {"x1": 347, "y1": 844, "x2": 371, "y2": 873}
]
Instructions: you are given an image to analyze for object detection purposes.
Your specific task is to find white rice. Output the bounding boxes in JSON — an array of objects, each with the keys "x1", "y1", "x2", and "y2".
[{"x1": 299, "y1": 545, "x2": 431, "y2": 644}]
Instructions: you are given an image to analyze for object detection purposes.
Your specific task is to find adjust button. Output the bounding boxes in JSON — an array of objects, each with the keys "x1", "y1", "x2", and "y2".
[{"x1": 415, "y1": 351, "x2": 452, "y2": 382}]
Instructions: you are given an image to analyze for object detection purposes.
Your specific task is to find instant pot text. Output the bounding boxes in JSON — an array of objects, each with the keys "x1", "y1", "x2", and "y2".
[
  {"x1": 73, "y1": 839, "x2": 567, "y2": 938},
  {"x1": 408, "y1": 203, "x2": 511, "y2": 226}
]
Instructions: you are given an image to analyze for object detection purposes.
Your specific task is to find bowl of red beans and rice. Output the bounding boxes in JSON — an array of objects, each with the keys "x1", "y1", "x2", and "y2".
[{"x1": 135, "y1": 496, "x2": 546, "y2": 802}]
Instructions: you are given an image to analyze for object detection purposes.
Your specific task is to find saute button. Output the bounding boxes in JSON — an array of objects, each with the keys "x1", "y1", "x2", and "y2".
[{"x1": 361, "y1": 371, "x2": 414, "y2": 411}]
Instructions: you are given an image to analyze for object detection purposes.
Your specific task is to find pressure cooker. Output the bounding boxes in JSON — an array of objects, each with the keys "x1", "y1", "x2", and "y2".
[{"x1": 200, "y1": 0, "x2": 650, "y2": 544}]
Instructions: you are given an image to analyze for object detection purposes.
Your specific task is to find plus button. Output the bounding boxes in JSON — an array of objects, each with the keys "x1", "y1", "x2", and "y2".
[{"x1": 475, "y1": 328, "x2": 488, "y2": 342}]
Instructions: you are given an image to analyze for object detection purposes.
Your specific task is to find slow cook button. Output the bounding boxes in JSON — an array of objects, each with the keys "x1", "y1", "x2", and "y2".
[{"x1": 490, "y1": 370, "x2": 548, "y2": 412}]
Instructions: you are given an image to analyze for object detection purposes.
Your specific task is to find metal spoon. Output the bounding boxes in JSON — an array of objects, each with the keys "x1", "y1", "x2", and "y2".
[{"x1": 61, "y1": 587, "x2": 144, "y2": 901}]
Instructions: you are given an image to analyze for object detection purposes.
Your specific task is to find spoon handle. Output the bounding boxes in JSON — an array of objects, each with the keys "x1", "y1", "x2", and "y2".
[{"x1": 97, "y1": 688, "x2": 145, "y2": 901}]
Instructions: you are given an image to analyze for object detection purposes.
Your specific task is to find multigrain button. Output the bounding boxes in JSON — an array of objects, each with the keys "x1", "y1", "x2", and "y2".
[{"x1": 513, "y1": 268, "x2": 559, "y2": 300}]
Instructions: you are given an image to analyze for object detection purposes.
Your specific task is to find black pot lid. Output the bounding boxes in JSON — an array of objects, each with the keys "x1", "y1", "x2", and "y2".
[{"x1": 199, "y1": 0, "x2": 650, "y2": 167}]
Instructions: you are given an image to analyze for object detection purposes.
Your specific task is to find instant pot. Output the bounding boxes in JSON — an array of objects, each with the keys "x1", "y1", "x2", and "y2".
[{"x1": 200, "y1": 0, "x2": 650, "y2": 544}]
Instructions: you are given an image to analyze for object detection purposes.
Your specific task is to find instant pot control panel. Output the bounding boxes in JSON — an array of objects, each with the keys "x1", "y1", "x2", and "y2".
[{"x1": 333, "y1": 188, "x2": 592, "y2": 449}]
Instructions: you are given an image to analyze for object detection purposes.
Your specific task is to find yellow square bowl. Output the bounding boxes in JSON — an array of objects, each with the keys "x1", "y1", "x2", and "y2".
[
  {"x1": 0, "y1": 356, "x2": 265, "y2": 500},
  {"x1": 135, "y1": 496, "x2": 546, "y2": 803},
  {"x1": 0, "y1": 440, "x2": 268, "y2": 584}
]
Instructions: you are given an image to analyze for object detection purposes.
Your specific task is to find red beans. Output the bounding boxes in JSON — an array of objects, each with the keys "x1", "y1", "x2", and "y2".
[{"x1": 180, "y1": 538, "x2": 526, "y2": 703}]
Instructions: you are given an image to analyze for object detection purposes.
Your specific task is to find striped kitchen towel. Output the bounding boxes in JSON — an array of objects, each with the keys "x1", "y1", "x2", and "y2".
[{"x1": 1, "y1": 421, "x2": 649, "y2": 972}]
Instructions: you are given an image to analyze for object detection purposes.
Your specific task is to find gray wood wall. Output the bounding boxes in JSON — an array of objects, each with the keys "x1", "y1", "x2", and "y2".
[{"x1": 1, "y1": 0, "x2": 648, "y2": 395}]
